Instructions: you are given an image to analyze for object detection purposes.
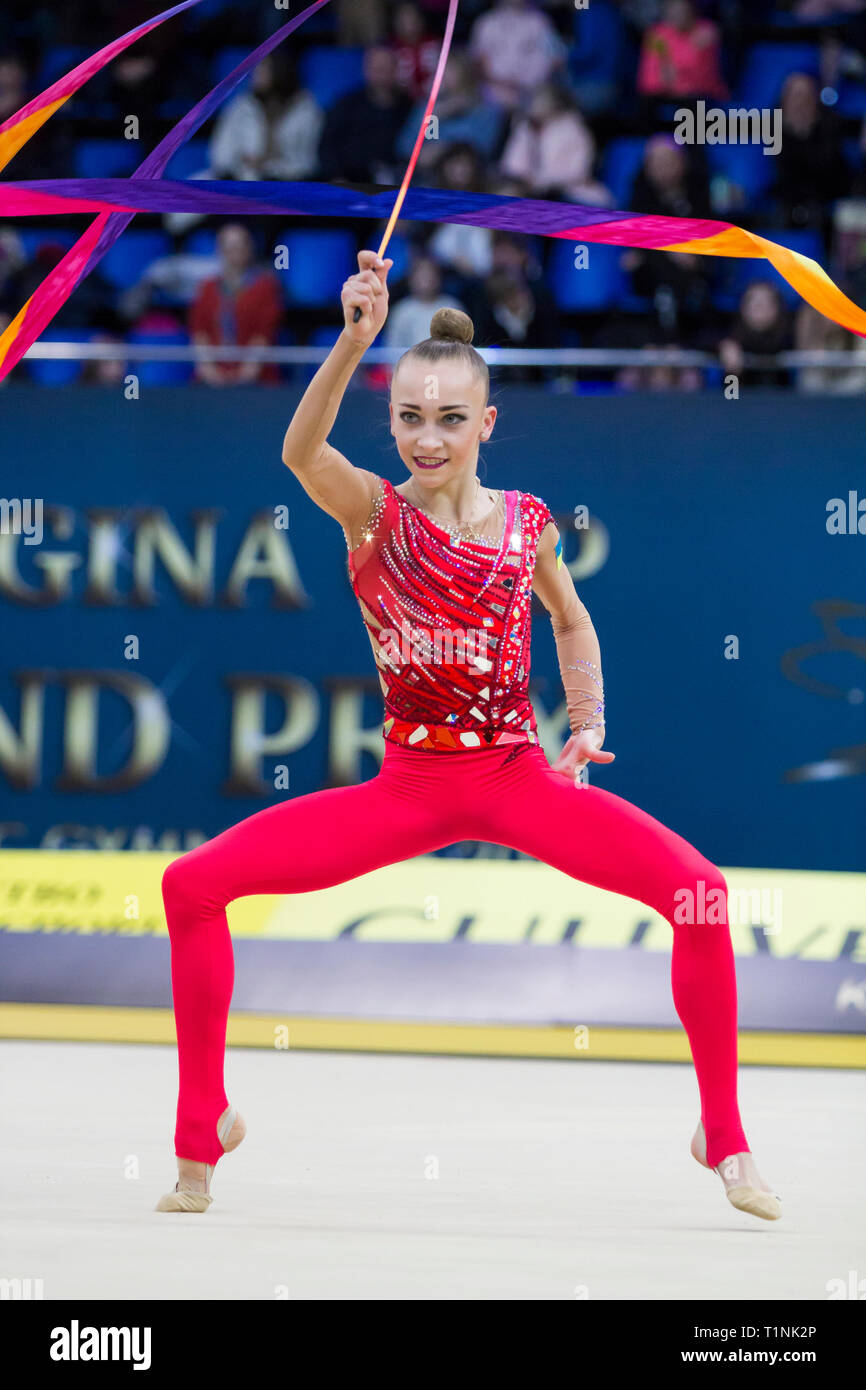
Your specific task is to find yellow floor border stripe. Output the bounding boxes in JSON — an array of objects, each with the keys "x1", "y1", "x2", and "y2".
[{"x1": 0, "y1": 1003, "x2": 864, "y2": 1067}]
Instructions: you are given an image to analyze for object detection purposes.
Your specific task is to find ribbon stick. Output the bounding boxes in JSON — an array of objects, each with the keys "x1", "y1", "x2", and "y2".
[
  {"x1": 0, "y1": 0, "x2": 207, "y2": 176},
  {"x1": 4, "y1": 177, "x2": 865, "y2": 341},
  {"x1": 352, "y1": 0, "x2": 459, "y2": 321},
  {"x1": 3, "y1": 0, "x2": 865, "y2": 366},
  {"x1": 0, "y1": 0, "x2": 334, "y2": 382}
]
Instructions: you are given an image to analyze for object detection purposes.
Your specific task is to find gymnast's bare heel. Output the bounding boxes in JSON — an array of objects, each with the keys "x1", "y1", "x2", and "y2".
[
  {"x1": 691, "y1": 1119, "x2": 782, "y2": 1221},
  {"x1": 155, "y1": 1105, "x2": 246, "y2": 1213}
]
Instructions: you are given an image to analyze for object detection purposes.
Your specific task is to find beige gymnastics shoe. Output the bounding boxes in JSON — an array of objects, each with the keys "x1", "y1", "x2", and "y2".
[
  {"x1": 155, "y1": 1105, "x2": 246, "y2": 1212},
  {"x1": 691, "y1": 1119, "x2": 782, "y2": 1221}
]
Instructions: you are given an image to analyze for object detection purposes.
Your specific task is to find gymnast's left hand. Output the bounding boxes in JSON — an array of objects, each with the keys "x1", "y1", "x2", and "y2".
[{"x1": 550, "y1": 728, "x2": 615, "y2": 787}]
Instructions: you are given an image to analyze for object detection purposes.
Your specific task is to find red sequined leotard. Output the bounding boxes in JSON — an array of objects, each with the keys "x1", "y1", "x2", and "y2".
[{"x1": 346, "y1": 476, "x2": 555, "y2": 752}]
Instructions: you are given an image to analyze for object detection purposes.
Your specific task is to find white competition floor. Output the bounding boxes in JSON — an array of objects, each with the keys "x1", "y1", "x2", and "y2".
[{"x1": 1, "y1": 1041, "x2": 863, "y2": 1301}]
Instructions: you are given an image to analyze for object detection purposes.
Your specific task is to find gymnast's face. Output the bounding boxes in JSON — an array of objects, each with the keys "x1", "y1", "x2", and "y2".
[{"x1": 389, "y1": 358, "x2": 496, "y2": 489}]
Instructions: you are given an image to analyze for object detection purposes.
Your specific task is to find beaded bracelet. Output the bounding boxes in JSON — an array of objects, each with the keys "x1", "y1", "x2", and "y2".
[
  {"x1": 564, "y1": 657, "x2": 603, "y2": 688},
  {"x1": 574, "y1": 698, "x2": 605, "y2": 735}
]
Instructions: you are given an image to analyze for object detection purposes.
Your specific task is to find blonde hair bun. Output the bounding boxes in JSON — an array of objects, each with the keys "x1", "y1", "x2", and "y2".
[{"x1": 429, "y1": 307, "x2": 474, "y2": 345}]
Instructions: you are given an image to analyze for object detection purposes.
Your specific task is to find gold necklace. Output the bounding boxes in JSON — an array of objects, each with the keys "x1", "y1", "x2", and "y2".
[{"x1": 407, "y1": 477, "x2": 501, "y2": 546}]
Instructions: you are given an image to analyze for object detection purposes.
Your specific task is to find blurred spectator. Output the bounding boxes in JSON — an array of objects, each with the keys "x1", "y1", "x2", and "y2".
[
  {"x1": 119, "y1": 246, "x2": 223, "y2": 323},
  {"x1": 426, "y1": 143, "x2": 495, "y2": 280},
  {"x1": 188, "y1": 224, "x2": 282, "y2": 386},
  {"x1": 487, "y1": 228, "x2": 546, "y2": 289},
  {"x1": 395, "y1": 49, "x2": 506, "y2": 170},
  {"x1": 846, "y1": 118, "x2": 866, "y2": 200},
  {"x1": 468, "y1": 0, "x2": 568, "y2": 114},
  {"x1": 459, "y1": 226, "x2": 550, "y2": 325},
  {"x1": 795, "y1": 303, "x2": 866, "y2": 393},
  {"x1": 718, "y1": 281, "x2": 794, "y2": 387},
  {"x1": 81, "y1": 333, "x2": 128, "y2": 388},
  {"x1": 616, "y1": 343, "x2": 704, "y2": 392},
  {"x1": 3, "y1": 0, "x2": 862, "y2": 394},
  {"x1": 388, "y1": 2, "x2": 442, "y2": 102},
  {"x1": 499, "y1": 80, "x2": 615, "y2": 206},
  {"x1": 0, "y1": 309, "x2": 10, "y2": 385},
  {"x1": 209, "y1": 53, "x2": 324, "y2": 181},
  {"x1": 0, "y1": 229, "x2": 27, "y2": 311},
  {"x1": 336, "y1": 0, "x2": 387, "y2": 45},
  {"x1": 0, "y1": 55, "x2": 73, "y2": 178},
  {"x1": 619, "y1": 0, "x2": 664, "y2": 25},
  {"x1": 566, "y1": 0, "x2": 632, "y2": 117},
  {"x1": 91, "y1": 44, "x2": 176, "y2": 125},
  {"x1": 793, "y1": 0, "x2": 864, "y2": 15},
  {"x1": 630, "y1": 134, "x2": 711, "y2": 219},
  {"x1": 627, "y1": 247, "x2": 716, "y2": 344},
  {"x1": 475, "y1": 265, "x2": 560, "y2": 381},
  {"x1": 318, "y1": 46, "x2": 414, "y2": 184},
  {"x1": 384, "y1": 252, "x2": 465, "y2": 347},
  {"x1": 623, "y1": 135, "x2": 715, "y2": 342},
  {"x1": 6, "y1": 241, "x2": 119, "y2": 331},
  {"x1": 772, "y1": 73, "x2": 850, "y2": 234},
  {"x1": 819, "y1": 32, "x2": 866, "y2": 103},
  {"x1": 637, "y1": 0, "x2": 729, "y2": 101},
  {"x1": 163, "y1": 52, "x2": 323, "y2": 240},
  {"x1": 831, "y1": 195, "x2": 866, "y2": 308}
]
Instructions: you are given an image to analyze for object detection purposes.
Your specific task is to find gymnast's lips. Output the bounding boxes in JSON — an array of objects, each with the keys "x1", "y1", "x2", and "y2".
[{"x1": 414, "y1": 456, "x2": 448, "y2": 468}]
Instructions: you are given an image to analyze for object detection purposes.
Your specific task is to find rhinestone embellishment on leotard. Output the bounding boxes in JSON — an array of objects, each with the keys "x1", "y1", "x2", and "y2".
[{"x1": 346, "y1": 479, "x2": 555, "y2": 749}]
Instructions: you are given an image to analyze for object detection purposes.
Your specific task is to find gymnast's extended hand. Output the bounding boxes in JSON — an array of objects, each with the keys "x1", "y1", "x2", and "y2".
[
  {"x1": 342, "y1": 248, "x2": 395, "y2": 346},
  {"x1": 550, "y1": 728, "x2": 615, "y2": 788},
  {"x1": 531, "y1": 518, "x2": 615, "y2": 787}
]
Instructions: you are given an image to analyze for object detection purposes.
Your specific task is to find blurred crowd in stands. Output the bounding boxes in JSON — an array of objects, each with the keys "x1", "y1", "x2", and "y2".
[{"x1": 3, "y1": 0, "x2": 866, "y2": 391}]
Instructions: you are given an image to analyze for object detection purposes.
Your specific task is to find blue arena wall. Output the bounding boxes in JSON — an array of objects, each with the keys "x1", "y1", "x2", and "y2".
[{"x1": 1, "y1": 383, "x2": 864, "y2": 872}]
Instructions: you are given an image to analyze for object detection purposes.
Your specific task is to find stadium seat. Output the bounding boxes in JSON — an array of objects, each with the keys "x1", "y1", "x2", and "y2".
[
  {"x1": 73, "y1": 139, "x2": 141, "y2": 179},
  {"x1": 296, "y1": 6, "x2": 337, "y2": 35},
  {"x1": 183, "y1": 229, "x2": 220, "y2": 258},
  {"x1": 549, "y1": 240, "x2": 629, "y2": 311},
  {"x1": 842, "y1": 137, "x2": 864, "y2": 178},
  {"x1": 100, "y1": 231, "x2": 174, "y2": 290},
  {"x1": 835, "y1": 78, "x2": 866, "y2": 119},
  {"x1": 298, "y1": 46, "x2": 365, "y2": 108},
  {"x1": 377, "y1": 232, "x2": 411, "y2": 284},
  {"x1": 713, "y1": 227, "x2": 825, "y2": 311},
  {"x1": 308, "y1": 326, "x2": 343, "y2": 347},
  {"x1": 600, "y1": 137, "x2": 647, "y2": 209},
  {"x1": 301, "y1": 325, "x2": 346, "y2": 384},
  {"x1": 186, "y1": 0, "x2": 233, "y2": 20},
  {"x1": 733, "y1": 42, "x2": 820, "y2": 108},
  {"x1": 705, "y1": 139, "x2": 777, "y2": 207},
  {"x1": 15, "y1": 229, "x2": 79, "y2": 259},
  {"x1": 127, "y1": 327, "x2": 194, "y2": 386},
  {"x1": 271, "y1": 228, "x2": 357, "y2": 306},
  {"x1": 163, "y1": 141, "x2": 212, "y2": 180},
  {"x1": 211, "y1": 47, "x2": 255, "y2": 89},
  {"x1": 22, "y1": 329, "x2": 92, "y2": 386},
  {"x1": 36, "y1": 46, "x2": 89, "y2": 88},
  {"x1": 569, "y1": 0, "x2": 629, "y2": 87}
]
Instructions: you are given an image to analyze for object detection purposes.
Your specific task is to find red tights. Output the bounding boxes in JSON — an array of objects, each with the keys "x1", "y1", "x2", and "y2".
[{"x1": 161, "y1": 740, "x2": 749, "y2": 1168}]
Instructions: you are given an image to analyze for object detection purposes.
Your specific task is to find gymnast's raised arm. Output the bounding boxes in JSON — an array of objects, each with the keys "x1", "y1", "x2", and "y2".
[{"x1": 280, "y1": 248, "x2": 394, "y2": 548}]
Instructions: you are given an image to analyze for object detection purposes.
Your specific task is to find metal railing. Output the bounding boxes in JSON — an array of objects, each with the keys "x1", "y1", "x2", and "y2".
[{"x1": 16, "y1": 343, "x2": 866, "y2": 369}]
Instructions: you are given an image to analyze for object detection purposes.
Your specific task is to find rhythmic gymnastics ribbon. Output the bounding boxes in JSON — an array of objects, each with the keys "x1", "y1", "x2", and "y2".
[
  {"x1": 0, "y1": 0, "x2": 208, "y2": 176},
  {"x1": 352, "y1": 0, "x2": 459, "y2": 321},
  {"x1": 0, "y1": 0, "x2": 335, "y2": 382},
  {"x1": 2, "y1": 0, "x2": 866, "y2": 371},
  {"x1": 5, "y1": 176, "x2": 866, "y2": 341}
]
